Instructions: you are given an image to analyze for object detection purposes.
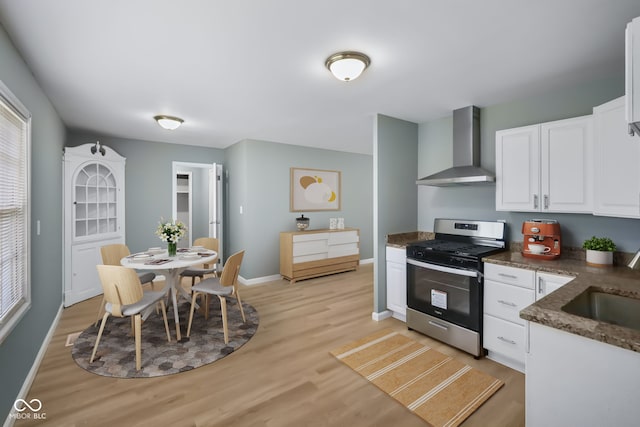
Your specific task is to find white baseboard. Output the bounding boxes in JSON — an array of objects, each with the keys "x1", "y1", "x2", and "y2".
[
  {"x1": 372, "y1": 310, "x2": 393, "y2": 321},
  {"x1": 391, "y1": 312, "x2": 406, "y2": 323},
  {"x1": 238, "y1": 274, "x2": 283, "y2": 286},
  {"x1": 238, "y1": 259, "x2": 373, "y2": 287},
  {"x1": 485, "y1": 350, "x2": 525, "y2": 374},
  {"x1": 4, "y1": 303, "x2": 63, "y2": 427}
]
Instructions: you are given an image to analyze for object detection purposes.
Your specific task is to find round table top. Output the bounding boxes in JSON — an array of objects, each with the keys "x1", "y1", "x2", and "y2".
[{"x1": 120, "y1": 249, "x2": 217, "y2": 270}]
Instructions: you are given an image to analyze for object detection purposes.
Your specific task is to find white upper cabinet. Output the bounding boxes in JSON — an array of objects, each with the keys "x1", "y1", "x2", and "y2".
[
  {"x1": 540, "y1": 116, "x2": 593, "y2": 213},
  {"x1": 593, "y1": 96, "x2": 640, "y2": 218},
  {"x1": 496, "y1": 116, "x2": 593, "y2": 213},
  {"x1": 496, "y1": 125, "x2": 540, "y2": 211},
  {"x1": 626, "y1": 16, "x2": 640, "y2": 135}
]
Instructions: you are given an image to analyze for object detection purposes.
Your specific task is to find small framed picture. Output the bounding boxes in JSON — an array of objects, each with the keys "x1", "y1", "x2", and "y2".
[{"x1": 290, "y1": 167, "x2": 341, "y2": 212}]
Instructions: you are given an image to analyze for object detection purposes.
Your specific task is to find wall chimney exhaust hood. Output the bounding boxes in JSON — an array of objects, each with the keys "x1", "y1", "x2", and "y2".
[{"x1": 416, "y1": 106, "x2": 495, "y2": 187}]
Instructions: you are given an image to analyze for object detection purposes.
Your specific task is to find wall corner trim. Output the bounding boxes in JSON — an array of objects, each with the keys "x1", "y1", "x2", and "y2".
[{"x1": 371, "y1": 310, "x2": 393, "y2": 321}]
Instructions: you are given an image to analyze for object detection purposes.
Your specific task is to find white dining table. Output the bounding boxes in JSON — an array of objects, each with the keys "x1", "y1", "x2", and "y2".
[{"x1": 121, "y1": 250, "x2": 217, "y2": 341}]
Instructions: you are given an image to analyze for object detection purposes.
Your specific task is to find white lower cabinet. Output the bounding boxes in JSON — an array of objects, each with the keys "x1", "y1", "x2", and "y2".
[
  {"x1": 483, "y1": 315, "x2": 529, "y2": 364},
  {"x1": 483, "y1": 264, "x2": 535, "y2": 373},
  {"x1": 483, "y1": 262, "x2": 574, "y2": 373},
  {"x1": 535, "y1": 271, "x2": 574, "y2": 299},
  {"x1": 527, "y1": 322, "x2": 640, "y2": 427},
  {"x1": 386, "y1": 246, "x2": 406, "y2": 321}
]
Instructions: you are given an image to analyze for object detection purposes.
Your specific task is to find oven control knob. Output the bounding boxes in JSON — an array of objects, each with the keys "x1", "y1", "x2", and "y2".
[{"x1": 530, "y1": 227, "x2": 540, "y2": 233}]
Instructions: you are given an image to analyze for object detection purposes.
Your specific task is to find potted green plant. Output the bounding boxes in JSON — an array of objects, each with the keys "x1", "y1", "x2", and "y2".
[{"x1": 582, "y1": 236, "x2": 616, "y2": 266}]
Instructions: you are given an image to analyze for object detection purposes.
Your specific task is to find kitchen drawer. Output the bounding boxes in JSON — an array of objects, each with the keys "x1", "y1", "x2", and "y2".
[
  {"x1": 328, "y1": 230, "x2": 359, "y2": 245},
  {"x1": 386, "y1": 246, "x2": 406, "y2": 264},
  {"x1": 484, "y1": 263, "x2": 535, "y2": 289},
  {"x1": 483, "y1": 314, "x2": 527, "y2": 364},
  {"x1": 293, "y1": 232, "x2": 330, "y2": 243},
  {"x1": 292, "y1": 239, "x2": 328, "y2": 257},
  {"x1": 484, "y1": 279, "x2": 535, "y2": 326}
]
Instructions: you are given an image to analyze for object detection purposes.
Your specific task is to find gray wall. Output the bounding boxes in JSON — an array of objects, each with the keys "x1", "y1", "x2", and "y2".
[
  {"x1": 374, "y1": 114, "x2": 418, "y2": 313},
  {"x1": 66, "y1": 133, "x2": 225, "y2": 253},
  {"x1": 0, "y1": 25, "x2": 67, "y2": 420},
  {"x1": 67, "y1": 134, "x2": 375, "y2": 282},
  {"x1": 225, "y1": 139, "x2": 374, "y2": 279},
  {"x1": 418, "y1": 73, "x2": 640, "y2": 251}
]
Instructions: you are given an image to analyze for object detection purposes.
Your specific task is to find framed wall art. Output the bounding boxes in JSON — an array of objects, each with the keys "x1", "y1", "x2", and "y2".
[{"x1": 290, "y1": 167, "x2": 341, "y2": 212}]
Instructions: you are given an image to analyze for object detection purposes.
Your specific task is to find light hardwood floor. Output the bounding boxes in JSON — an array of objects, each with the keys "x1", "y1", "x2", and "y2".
[{"x1": 16, "y1": 264, "x2": 524, "y2": 426}]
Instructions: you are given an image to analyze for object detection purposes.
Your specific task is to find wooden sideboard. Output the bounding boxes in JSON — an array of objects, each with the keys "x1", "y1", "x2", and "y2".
[{"x1": 280, "y1": 228, "x2": 360, "y2": 283}]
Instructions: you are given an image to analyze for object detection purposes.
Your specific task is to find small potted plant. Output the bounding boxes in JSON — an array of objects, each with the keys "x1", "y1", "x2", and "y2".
[{"x1": 582, "y1": 236, "x2": 616, "y2": 266}]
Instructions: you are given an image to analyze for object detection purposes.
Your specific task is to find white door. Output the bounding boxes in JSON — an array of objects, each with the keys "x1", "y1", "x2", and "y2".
[{"x1": 63, "y1": 143, "x2": 125, "y2": 307}]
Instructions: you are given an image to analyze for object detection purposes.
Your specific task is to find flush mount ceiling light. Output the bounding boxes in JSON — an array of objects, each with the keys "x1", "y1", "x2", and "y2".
[
  {"x1": 154, "y1": 115, "x2": 184, "y2": 130},
  {"x1": 325, "y1": 51, "x2": 370, "y2": 82}
]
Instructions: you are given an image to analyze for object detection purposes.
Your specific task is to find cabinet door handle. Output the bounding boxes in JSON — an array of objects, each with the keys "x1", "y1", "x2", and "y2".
[
  {"x1": 533, "y1": 194, "x2": 539, "y2": 209},
  {"x1": 498, "y1": 299, "x2": 517, "y2": 307},
  {"x1": 544, "y1": 195, "x2": 549, "y2": 209},
  {"x1": 498, "y1": 273, "x2": 517, "y2": 279},
  {"x1": 538, "y1": 277, "x2": 543, "y2": 294},
  {"x1": 498, "y1": 336, "x2": 517, "y2": 345}
]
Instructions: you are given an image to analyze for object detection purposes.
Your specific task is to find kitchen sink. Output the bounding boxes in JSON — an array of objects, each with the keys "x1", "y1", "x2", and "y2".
[{"x1": 562, "y1": 288, "x2": 640, "y2": 331}]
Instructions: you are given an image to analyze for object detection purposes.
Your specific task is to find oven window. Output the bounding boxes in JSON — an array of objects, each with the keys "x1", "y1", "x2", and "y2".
[{"x1": 407, "y1": 263, "x2": 480, "y2": 330}]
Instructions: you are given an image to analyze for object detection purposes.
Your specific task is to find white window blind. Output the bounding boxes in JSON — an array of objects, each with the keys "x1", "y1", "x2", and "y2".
[{"x1": 0, "y1": 80, "x2": 31, "y2": 344}]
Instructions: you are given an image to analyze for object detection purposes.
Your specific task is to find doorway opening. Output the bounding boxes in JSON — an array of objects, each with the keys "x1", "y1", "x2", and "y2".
[{"x1": 172, "y1": 162, "x2": 223, "y2": 261}]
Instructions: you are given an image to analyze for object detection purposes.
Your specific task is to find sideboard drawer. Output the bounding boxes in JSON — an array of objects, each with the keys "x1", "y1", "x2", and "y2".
[
  {"x1": 328, "y1": 230, "x2": 359, "y2": 245},
  {"x1": 292, "y1": 239, "x2": 329, "y2": 257},
  {"x1": 280, "y1": 228, "x2": 360, "y2": 283}
]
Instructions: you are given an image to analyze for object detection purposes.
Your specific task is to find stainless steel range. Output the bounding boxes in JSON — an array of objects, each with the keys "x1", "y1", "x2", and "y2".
[{"x1": 406, "y1": 218, "x2": 507, "y2": 357}]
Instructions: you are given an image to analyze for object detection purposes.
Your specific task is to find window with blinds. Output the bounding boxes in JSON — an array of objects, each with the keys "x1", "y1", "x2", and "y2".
[{"x1": 0, "y1": 80, "x2": 31, "y2": 344}]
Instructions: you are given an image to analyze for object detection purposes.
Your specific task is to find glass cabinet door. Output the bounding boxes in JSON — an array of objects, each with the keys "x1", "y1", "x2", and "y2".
[{"x1": 74, "y1": 162, "x2": 118, "y2": 238}]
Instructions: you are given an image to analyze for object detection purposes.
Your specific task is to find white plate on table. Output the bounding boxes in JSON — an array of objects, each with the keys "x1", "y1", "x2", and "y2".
[
  {"x1": 180, "y1": 254, "x2": 201, "y2": 261},
  {"x1": 148, "y1": 247, "x2": 164, "y2": 255},
  {"x1": 196, "y1": 250, "x2": 214, "y2": 255},
  {"x1": 130, "y1": 253, "x2": 154, "y2": 263}
]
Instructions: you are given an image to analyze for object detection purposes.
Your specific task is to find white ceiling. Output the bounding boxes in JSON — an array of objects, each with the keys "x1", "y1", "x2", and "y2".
[{"x1": 1, "y1": 1, "x2": 640, "y2": 155}]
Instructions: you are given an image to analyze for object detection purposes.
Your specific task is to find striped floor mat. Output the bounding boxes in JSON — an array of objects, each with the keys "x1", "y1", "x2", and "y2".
[{"x1": 330, "y1": 329, "x2": 503, "y2": 427}]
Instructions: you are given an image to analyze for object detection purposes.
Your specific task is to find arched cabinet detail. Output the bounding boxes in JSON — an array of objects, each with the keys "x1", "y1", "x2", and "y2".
[{"x1": 63, "y1": 142, "x2": 126, "y2": 306}]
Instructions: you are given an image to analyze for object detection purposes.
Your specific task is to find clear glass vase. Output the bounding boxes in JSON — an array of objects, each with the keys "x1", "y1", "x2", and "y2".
[{"x1": 168, "y1": 242, "x2": 177, "y2": 257}]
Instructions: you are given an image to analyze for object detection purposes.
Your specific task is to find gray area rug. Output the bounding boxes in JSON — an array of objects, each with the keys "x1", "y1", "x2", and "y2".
[{"x1": 72, "y1": 298, "x2": 258, "y2": 378}]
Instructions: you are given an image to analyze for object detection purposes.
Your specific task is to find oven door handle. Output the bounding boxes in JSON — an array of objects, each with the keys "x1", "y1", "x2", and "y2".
[{"x1": 407, "y1": 258, "x2": 479, "y2": 278}]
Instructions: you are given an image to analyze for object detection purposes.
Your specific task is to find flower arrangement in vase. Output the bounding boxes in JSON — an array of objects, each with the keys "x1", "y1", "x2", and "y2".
[
  {"x1": 582, "y1": 236, "x2": 616, "y2": 267},
  {"x1": 155, "y1": 219, "x2": 187, "y2": 256}
]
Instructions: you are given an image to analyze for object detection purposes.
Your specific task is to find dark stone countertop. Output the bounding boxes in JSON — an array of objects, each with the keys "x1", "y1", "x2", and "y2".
[
  {"x1": 386, "y1": 231, "x2": 640, "y2": 353},
  {"x1": 485, "y1": 250, "x2": 640, "y2": 353},
  {"x1": 385, "y1": 231, "x2": 434, "y2": 248}
]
